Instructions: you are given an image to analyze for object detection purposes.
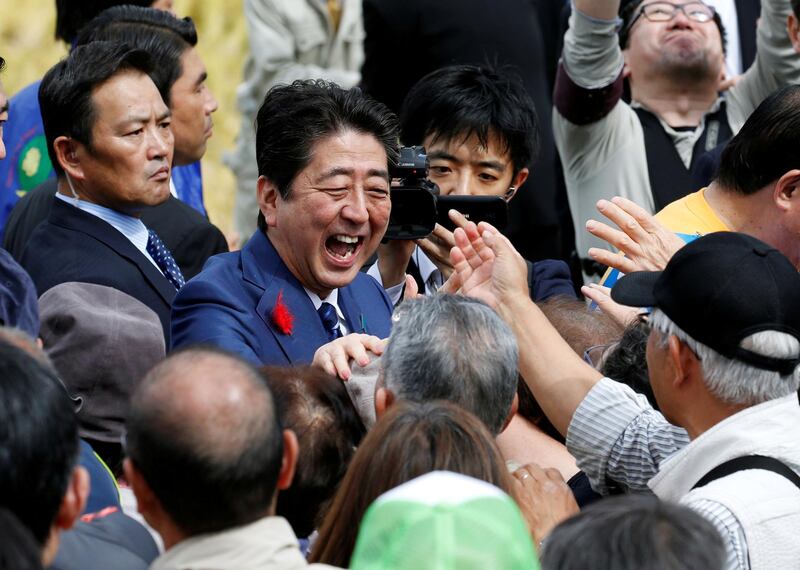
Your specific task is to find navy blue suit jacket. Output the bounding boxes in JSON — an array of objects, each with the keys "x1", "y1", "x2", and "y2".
[
  {"x1": 20, "y1": 199, "x2": 177, "y2": 341},
  {"x1": 170, "y1": 231, "x2": 394, "y2": 365}
]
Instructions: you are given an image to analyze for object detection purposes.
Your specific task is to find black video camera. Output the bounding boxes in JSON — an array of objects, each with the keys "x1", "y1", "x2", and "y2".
[{"x1": 384, "y1": 146, "x2": 509, "y2": 240}]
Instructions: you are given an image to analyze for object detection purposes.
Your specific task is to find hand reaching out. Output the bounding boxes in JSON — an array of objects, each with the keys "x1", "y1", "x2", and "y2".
[
  {"x1": 585, "y1": 197, "x2": 684, "y2": 274},
  {"x1": 312, "y1": 333, "x2": 387, "y2": 381},
  {"x1": 512, "y1": 463, "x2": 579, "y2": 546}
]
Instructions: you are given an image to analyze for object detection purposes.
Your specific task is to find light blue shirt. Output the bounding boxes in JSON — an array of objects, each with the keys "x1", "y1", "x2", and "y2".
[{"x1": 54, "y1": 192, "x2": 162, "y2": 273}]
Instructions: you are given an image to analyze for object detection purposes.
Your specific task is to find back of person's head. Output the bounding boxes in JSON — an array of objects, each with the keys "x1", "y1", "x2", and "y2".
[
  {"x1": 263, "y1": 365, "x2": 366, "y2": 539},
  {"x1": 600, "y1": 317, "x2": 656, "y2": 408},
  {"x1": 541, "y1": 495, "x2": 726, "y2": 570},
  {"x1": 55, "y1": 0, "x2": 154, "y2": 44},
  {"x1": 254, "y1": 79, "x2": 398, "y2": 231},
  {"x1": 400, "y1": 65, "x2": 539, "y2": 173},
  {"x1": 125, "y1": 347, "x2": 284, "y2": 536},
  {"x1": 0, "y1": 508, "x2": 44, "y2": 570},
  {"x1": 38, "y1": 41, "x2": 154, "y2": 177},
  {"x1": 310, "y1": 401, "x2": 512, "y2": 567},
  {"x1": 75, "y1": 6, "x2": 197, "y2": 107},
  {"x1": 39, "y1": 283, "x2": 166, "y2": 471},
  {"x1": 381, "y1": 294, "x2": 518, "y2": 435},
  {"x1": 716, "y1": 86, "x2": 800, "y2": 195},
  {"x1": 539, "y1": 296, "x2": 623, "y2": 359},
  {"x1": 0, "y1": 340, "x2": 79, "y2": 546}
]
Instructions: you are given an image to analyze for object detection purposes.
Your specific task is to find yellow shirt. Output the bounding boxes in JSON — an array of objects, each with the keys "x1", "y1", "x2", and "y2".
[{"x1": 654, "y1": 188, "x2": 730, "y2": 237}]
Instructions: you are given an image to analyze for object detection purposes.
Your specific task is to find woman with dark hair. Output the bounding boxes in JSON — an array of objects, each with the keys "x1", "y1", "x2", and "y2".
[
  {"x1": 309, "y1": 400, "x2": 513, "y2": 567},
  {"x1": 261, "y1": 365, "x2": 366, "y2": 542}
]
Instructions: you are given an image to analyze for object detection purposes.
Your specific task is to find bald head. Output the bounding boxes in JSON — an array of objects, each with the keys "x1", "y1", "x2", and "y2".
[{"x1": 126, "y1": 348, "x2": 283, "y2": 536}]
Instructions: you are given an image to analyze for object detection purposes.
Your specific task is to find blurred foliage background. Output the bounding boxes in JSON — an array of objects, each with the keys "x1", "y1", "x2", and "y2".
[{"x1": 0, "y1": 0, "x2": 248, "y2": 233}]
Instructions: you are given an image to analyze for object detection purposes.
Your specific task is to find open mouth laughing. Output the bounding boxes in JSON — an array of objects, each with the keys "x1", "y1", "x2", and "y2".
[{"x1": 325, "y1": 234, "x2": 365, "y2": 262}]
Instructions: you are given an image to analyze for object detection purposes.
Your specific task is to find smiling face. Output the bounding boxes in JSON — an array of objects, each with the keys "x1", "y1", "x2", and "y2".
[
  {"x1": 625, "y1": 1, "x2": 724, "y2": 84},
  {"x1": 424, "y1": 131, "x2": 527, "y2": 199},
  {"x1": 65, "y1": 70, "x2": 174, "y2": 213},
  {"x1": 260, "y1": 130, "x2": 391, "y2": 298},
  {"x1": 169, "y1": 48, "x2": 218, "y2": 165}
]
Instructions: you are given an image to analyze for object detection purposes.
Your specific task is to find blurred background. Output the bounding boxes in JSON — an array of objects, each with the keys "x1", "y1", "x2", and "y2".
[{"x1": 0, "y1": 0, "x2": 248, "y2": 234}]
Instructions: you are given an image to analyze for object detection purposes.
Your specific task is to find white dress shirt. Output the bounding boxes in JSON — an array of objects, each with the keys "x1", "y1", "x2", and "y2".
[{"x1": 303, "y1": 286, "x2": 349, "y2": 335}]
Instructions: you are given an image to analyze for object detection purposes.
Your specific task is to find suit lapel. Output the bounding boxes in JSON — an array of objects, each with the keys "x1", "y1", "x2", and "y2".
[
  {"x1": 242, "y1": 232, "x2": 331, "y2": 363},
  {"x1": 50, "y1": 199, "x2": 177, "y2": 305},
  {"x1": 338, "y1": 285, "x2": 367, "y2": 334}
]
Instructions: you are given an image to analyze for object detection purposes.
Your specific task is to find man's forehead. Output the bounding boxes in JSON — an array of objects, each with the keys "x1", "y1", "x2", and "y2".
[
  {"x1": 425, "y1": 130, "x2": 512, "y2": 163},
  {"x1": 91, "y1": 71, "x2": 168, "y2": 122}
]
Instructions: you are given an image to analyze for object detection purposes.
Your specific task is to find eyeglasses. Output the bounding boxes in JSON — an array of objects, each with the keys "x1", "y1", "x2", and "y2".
[{"x1": 625, "y1": 1, "x2": 715, "y2": 35}]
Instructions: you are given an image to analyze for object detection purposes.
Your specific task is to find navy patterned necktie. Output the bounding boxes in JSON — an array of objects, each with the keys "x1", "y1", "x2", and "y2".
[
  {"x1": 318, "y1": 302, "x2": 343, "y2": 341},
  {"x1": 146, "y1": 229, "x2": 185, "y2": 290}
]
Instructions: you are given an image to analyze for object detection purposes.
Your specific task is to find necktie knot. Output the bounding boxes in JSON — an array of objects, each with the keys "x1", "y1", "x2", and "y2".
[
  {"x1": 146, "y1": 229, "x2": 185, "y2": 291},
  {"x1": 318, "y1": 302, "x2": 342, "y2": 341}
]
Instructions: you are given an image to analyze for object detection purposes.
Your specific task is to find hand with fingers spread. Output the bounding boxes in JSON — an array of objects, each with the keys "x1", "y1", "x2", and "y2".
[
  {"x1": 585, "y1": 197, "x2": 685, "y2": 274},
  {"x1": 312, "y1": 334, "x2": 387, "y2": 381},
  {"x1": 581, "y1": 283, "x2": 640, "y2": 328},
  {"x1": 415, "y1": 210, "x2": 474, "y2": 281},
  {"x1": 450, "y1": 221, "x2": 528, "y2": 309},
  {"x1": 512, "y1": 463, "x2": 579, "y2": 545}
]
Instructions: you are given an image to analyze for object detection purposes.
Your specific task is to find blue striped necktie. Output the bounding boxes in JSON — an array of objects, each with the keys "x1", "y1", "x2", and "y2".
[{"x1": 318, "y1": 302, "x2": 343, "y2": 341}]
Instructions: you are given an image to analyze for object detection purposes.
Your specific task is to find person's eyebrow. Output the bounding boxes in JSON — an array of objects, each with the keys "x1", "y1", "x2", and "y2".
[
  {"x1": 427, "y1": 149, "x2": 461, "y2": 164},
  {"x1": 0, "y1": 101, "x2": 8, "y2": 115},
  {"x1": 117, "y1": 109, "x2": 171, "y2": 129},
  {"x1": 194, "y1": 70, "x2": 208, "y2": 89},
  {"x1": 318, "y1": 166, "x2": 390, "y2": 183},
  {"x1": 473, "y1": 159, "x2": 506, "y2": 172}
]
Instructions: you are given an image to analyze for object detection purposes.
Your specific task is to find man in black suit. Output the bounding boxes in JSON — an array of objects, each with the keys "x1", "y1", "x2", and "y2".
[
  {"x1": 20, "y1": 42, "x2": 182, "y2": 342},
  {"x1": 4, "y1": 6, "x2": 227, "y2": 279}
]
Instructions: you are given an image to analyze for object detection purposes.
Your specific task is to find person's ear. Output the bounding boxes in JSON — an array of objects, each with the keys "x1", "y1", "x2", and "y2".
[
  {"x1": 622, "y1": 50, "x2": 632, "y2": 79},
  {"x1": 374, "y1": 386, "x2": 394, "y2": 419},
  {"x1": 277, "y1": 429, "x2": 299, "y2": 491},
  {"x1": 257, "y1": 176, "x2": 281, "y2": 228},
  {"x1": 773, "y1": 170, "x2": 800, "y2": 212},
  {"x1": 788, "y1": 14, "x2": 800, "y2": 53},
  {"x1": 500, "y1": 392, "x2": 519, "y2": 434},
  {"x1": 53, "y1": 136, "x2": 84, "y2": 181},
  {"x1": 124, "y1": 458, "x2": 159, "y2": 519},
  {"x1": 511, "y1": 168, "x2": 529, "y2": 191},
  {"x1": 54, "y1": 466, "x2": 89, "y2": 531},
  {"x1": 667, "y1": 336, "x2": 701, "y2": 390}
]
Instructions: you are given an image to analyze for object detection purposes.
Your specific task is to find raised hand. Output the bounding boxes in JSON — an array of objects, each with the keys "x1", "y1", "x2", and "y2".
[
  {"x1": 312, "y1": 333, "x2": 387, "y2": 381},
  {"x1": 586, "y1": 197, "x2": 685, "y2": 274}
]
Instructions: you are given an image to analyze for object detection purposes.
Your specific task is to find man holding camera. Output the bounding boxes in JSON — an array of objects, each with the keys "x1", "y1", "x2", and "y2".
[
  {"x1": 368, "y1": 65, "x2": 575, "y2": 303},
  {"x1": 170, "y1": 80, "x2": 395, "y2": 365}
]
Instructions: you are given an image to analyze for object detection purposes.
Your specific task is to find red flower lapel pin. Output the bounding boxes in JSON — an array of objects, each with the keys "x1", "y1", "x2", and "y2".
[{"x1": 270, "y1": 290, "x2": 294, "y2": 335}]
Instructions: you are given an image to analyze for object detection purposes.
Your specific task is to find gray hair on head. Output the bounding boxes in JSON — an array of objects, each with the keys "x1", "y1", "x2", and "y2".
[
  {"x1": 381, "y1": 294, "x2": 518, "y2": 435},
  {"x1": 650, "y1": 308, "x2": 800, "y2": 406}
]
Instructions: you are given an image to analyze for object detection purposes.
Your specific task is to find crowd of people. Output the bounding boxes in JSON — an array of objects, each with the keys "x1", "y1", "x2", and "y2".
[{"x1": 1, "y1": 0, "x2": 800, "y2": 568}]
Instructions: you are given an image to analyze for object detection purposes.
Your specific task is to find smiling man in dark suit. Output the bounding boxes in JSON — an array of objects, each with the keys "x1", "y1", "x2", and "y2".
[
  {"x1": 170, "y1": 80, "x2": 395, "y2": 365},
  {"x1": 20, "y1": 41, "x2": 184, "y2": 343}
]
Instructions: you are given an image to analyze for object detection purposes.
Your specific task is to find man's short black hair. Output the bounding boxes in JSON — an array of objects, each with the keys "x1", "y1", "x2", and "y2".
[
  {"x1": 125, "y1": 347, "x2": 285, "y2": 536},
  {"x1": 399, "y1": 65, "x2": 540, "y2": 175},
  {"x1": 716, "y1": 85, "x2": 800, "y2": 195},
  {"x1": 541, "y1": 495, "x2": 726, "y2": 570},
  {"x1": 75, "y1": 6, "x2": 197, "y2": 107},
  {"x1": 618, "y1": 0, "x2": 726, "y2": 53},
  {"x1": 0, "y1": 341, "x2": 79, "y2": 545},
  {"x1": 38, "y1": 41, "x2": 154, "y2": 177},
  {"x1": 255, "y1": 79, "x2": 399, "y2": 232},
  {"x1": 54, "y1": 0, "x2": 153, "y2": 44}
]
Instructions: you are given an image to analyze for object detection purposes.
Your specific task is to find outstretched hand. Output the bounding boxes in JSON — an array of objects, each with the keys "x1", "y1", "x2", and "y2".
[
  {"x1": 512, "y1": 463, "x2": 579, "y2": 546},
  {"x1": 449, "y1": 221, "x2": 528, "y2": 308},
  {"x1": 585, "y1": 197, "x2": 684, "y2": 274},
  {"x1": 312, "y1": 333, "x2": 387, "y2": 381}
]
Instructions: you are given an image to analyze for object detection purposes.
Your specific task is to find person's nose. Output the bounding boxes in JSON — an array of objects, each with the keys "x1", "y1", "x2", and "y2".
[
  {"x1": 669, "y1": 7, "x2": 692, "y2": 28},
  {"x1": 206, "y1": 89, "x2": 219, "y2": 115},
  {"x1": 148, "y1": 124, "x2": 172, "y2": 161},
  {"x1": 341, "y1": 189, "x2": 370, "y2": 225},
  {"x1": 451, "y1": 171, "x2": 471, "y2": 196}
]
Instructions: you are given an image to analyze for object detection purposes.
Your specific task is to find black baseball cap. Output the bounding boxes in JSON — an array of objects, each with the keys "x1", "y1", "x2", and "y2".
[{"x1": 611, "y1": 232, "x2": 800, "y2": 374}]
